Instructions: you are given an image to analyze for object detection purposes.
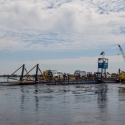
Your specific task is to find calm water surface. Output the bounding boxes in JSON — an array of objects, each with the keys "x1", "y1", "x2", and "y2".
[{"x1": 0, "y1": 77, "x2": 125, "y2": 125}]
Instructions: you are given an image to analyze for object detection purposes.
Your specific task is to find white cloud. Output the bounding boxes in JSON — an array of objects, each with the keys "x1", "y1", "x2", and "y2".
[
  {"x1": 0, "y1": 0, "x2": 125, "y2": 51},
  {"x1": 0, "y1": 39, "x2": 29, "y2": 51}
]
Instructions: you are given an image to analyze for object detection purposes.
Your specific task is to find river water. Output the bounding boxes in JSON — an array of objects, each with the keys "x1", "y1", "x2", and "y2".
[{"x1": 0, "y1": 77, "x2": 125, "y2": 125}]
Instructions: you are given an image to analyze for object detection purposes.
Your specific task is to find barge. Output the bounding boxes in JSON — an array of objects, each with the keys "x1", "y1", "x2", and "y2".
[
  {"x1": 0, "y1": 81, "x2": 35, "y2": 86},
  {"x1": 36, "y1": 79, "x2": 115, "y2": 85}
]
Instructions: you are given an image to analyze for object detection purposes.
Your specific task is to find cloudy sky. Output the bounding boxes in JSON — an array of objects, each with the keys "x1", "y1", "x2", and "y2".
[{"x1": 0, "y1": 0, "x2": 125, "y2": 74}]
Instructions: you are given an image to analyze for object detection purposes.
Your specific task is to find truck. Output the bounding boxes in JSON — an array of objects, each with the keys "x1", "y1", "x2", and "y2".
[
  {"x1": 51, "y1": 70, "x2": 64, "y2": 79},
  {"x1": 74, "y1": 70, "x2": 86, "y2": 79},
  {"x1": 93, "y1": 72, "x2": 105, "y2": 80},
  {"x1": 87, "y1": 72, "x2": 92, "y2": 78}
]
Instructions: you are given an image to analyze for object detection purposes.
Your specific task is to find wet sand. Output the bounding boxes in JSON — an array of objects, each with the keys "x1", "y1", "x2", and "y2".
[{"x1": 0, "y1": 83, "x2": 125, "y2": 125}]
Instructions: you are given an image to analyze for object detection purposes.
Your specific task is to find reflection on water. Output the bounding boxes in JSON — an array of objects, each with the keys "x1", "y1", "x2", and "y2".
[
  {"x1": 0, "y1": 84, "x2": 125, "y2": 125},
  {"x1": 119, "y1": 87, "x2": 125, "y2": 93},
  {"x1": 96, "y1": 85, "x2": 109, "y2": 123}
]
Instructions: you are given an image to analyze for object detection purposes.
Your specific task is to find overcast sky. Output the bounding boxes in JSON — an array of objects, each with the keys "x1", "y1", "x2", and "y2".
[{"x1": 0, "y1": 0, "x2": 125, "y2": 75}]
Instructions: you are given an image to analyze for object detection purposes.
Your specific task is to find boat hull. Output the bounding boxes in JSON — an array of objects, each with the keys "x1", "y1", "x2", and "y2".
[
  {"x1": 36, "y1": 80, "x2": 104, "y2": 85},
  {"x1": 0, "y1": 81, "x2": 35, "y2": 86}
]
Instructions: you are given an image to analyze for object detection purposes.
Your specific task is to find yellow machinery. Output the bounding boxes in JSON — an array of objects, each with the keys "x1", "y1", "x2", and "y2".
[
  {"x1": 118, "y1": 44, "x2": 125, "y2": 83},
  {"x1": 119, "y1": 71, "x2": 125, "y2": 83},
  {"x1": 43, "y1": 70, "x2": 53, "y2": 81}
]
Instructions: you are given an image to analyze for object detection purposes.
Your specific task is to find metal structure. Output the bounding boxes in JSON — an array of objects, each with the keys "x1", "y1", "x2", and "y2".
[
  {"x1": 8, "y1": 64, "x2": 26, "y2": 81},
  {"x1": 23, "y1": 64, "x2": 42, "y2": 82},
  {"x1": 118, "y1": 44, "x2": 125, "y2": 62},
  {"x1": 98, "y1": 58, "x2": 108, "y2": 81},
  {"x1": 7, "y1": 64, "x2": 43, "y2": 84}
]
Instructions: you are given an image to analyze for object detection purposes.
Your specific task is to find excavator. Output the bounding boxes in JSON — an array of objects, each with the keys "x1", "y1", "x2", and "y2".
[
  {"x1": 118, "y1": 44, "x2": 125, "y2": 83},
  {"x1": 43, "y1": 70, "x2": 53, "y2": 81}
]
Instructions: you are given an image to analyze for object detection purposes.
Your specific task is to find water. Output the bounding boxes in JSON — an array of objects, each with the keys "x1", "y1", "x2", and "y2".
[{"x1": 0, "y1": 77, "x2": 125, "y2": 125}]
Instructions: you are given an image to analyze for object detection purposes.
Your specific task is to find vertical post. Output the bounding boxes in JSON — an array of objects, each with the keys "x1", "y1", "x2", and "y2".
[
  {"x1": 59, "y1": 75, "x2": 60, "y2": 81},
  {"x1": 68, "y1": 74, "x2": 69, "y2": 84},
  {"x1": 101, "y1": 68, "x2": 103, "y2": 81},
  {"x1": 105, "y1": 68, "x2": 106, "y2": 80},
  {"x1": 20, "y1": 64, "x2": 25, "y2": 81},
  {"x1": 119, "y1": 69, "x2": 121, "y2": 74},
  {"x1": 97, "y1": 60, "x2": 99, "y2": 81},
  {"x1": 35, "y1": 64, "x2": 39, "y2": 82}
]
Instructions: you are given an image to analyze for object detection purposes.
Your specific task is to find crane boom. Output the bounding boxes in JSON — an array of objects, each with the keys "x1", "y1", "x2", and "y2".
[{"x1": 118, "y1": 44, "x2": 125, "y2": 62}]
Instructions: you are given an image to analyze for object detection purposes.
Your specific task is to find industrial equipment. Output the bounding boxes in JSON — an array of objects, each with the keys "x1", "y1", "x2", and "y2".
[
  {"x1": 87, "y1": 72, "x2": 92, "y2": 78},
  {"x1": 43, "y1": 70, "x2": 53, "y2": 81},
  {"x1": 118, "y1": 44, "x2": 125, "y2": 62},
  {"x1": 97, "y1": 57, "x2": 108, "y2": 81},
  {"x1": 118, "y1": 44, "x2": 125, "y2": 83},
  {"x1": 119, "y1": 71, "x2": 125, "y2": 83}
]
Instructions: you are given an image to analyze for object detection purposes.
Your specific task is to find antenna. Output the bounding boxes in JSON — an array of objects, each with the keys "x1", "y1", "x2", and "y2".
[{"x1": 100, "y1": 51, "x2": 105, "y2": 58}]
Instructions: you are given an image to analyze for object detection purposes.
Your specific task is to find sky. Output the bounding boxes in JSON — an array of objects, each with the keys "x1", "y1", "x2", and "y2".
[{"x1": 0, "y1": 0, "x2": 125, "y2": 75}]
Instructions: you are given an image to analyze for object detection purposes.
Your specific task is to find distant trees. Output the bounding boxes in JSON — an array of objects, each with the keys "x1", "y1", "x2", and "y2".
[{"x1": 0, "y1": 74, "x2": 19, "y2": 77}]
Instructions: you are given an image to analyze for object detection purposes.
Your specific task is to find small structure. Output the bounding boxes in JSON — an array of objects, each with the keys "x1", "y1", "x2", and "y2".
[{"x1": 98, "y1": 58, "x2": 108, "y2": 80}]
